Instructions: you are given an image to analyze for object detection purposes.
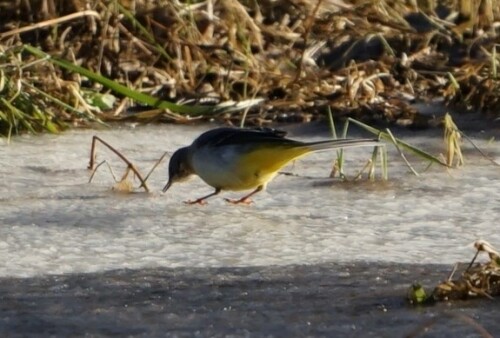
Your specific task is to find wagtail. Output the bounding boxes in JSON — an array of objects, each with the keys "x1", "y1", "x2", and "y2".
[{"x1": 163, "y1": 127, "x2": 379, "y2": 204}]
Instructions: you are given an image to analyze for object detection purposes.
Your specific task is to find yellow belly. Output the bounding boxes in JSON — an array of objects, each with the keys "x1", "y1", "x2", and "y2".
[{"x1": 226, "y1": 146, "x2": 310, "y2": 190}]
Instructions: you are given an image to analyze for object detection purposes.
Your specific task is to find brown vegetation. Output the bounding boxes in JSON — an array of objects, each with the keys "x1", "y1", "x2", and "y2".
[{"x1": 1, "y1": 0, "x2": 500, "y2": 135}]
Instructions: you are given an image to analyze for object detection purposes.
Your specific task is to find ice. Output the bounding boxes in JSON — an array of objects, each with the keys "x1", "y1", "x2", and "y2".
[{"x1": 0, "y1": 123, "x2": 499, "y2": 277}]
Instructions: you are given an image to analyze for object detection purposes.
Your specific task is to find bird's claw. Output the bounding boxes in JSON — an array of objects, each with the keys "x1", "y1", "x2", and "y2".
[
  {"x1": 224, "y1": 197, "x2": 253, "y2": 205},
  {"x1": 183, "y1": 199, "x2": 208, "y2": 205}
]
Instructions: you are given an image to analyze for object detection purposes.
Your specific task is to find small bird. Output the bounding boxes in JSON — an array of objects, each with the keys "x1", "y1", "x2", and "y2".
[{"x1": 163, "y1": 127, "x2": 379, "y2": 205}]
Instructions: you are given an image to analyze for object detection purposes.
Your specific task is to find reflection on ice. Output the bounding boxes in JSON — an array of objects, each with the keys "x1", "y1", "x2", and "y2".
[{"x1": 0, "y1": 124, "x2": 499, "y2": 277}]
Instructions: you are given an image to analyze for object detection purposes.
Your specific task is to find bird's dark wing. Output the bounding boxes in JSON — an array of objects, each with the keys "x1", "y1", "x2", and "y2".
[{"x1": 193, "y1": 127, "x2": 300, "y2": 148}]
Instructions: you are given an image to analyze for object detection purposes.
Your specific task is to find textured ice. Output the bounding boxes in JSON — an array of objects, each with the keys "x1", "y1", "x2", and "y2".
[{"x1": 0, "y1": 124, "x2": 499, "y2": 277}]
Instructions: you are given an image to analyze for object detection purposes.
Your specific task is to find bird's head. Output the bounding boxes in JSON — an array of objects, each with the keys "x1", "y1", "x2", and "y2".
[{"x1": 162, "y1": 147, "x2": 194, "y2": 193}]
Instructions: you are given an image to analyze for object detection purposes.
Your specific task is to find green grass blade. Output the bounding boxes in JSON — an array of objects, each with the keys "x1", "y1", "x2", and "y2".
[
  {"x1": 386, "y1": 128, "x2": 420, "y2": 176},
  {"x1": 23, "y1": 45, "x2": 215, "y2": 116},
  {"x1": 347, "y1": 117, "x2": 449, "y2": 167},
  {"x1": 380, "y1": 145, "x2": 388, "y2": 180},
  {"x1": 326, "y1": 106, "x2": 345, "y2": 177},
  {"x1": 327, "y1": 106, "x2": 337, "y2": 139}
]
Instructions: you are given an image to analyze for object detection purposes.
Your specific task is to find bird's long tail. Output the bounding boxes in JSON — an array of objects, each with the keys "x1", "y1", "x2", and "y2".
[{"x1": 304, "y1": 138, "x2": 381, "y2": 152}]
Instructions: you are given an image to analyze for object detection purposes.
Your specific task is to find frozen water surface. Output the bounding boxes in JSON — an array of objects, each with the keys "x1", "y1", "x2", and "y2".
[
  {"x1": 1, "y1": 121, "x2": 500, "y2": 336},
  {"x1": 0, "y1": 123, "x2": 499, "y2": 278}
]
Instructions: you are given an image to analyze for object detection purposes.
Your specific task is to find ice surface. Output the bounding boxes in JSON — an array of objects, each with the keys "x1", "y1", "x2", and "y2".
[
  {"x1": 1, "y1": 123, "x2": 499, "y2": 277},
  {"x1": 2, "y1": 263, "x2": 499, "y2": 337}
]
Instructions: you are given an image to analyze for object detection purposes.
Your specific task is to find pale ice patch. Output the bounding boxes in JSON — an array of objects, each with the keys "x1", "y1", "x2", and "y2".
[{"x1": 0, "y1": 124, "x2": 499, "y2": 277}]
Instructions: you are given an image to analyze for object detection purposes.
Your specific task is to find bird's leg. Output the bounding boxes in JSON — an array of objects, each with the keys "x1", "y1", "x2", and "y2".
[
  {"x1": 225, "y1": 186, "x2": 263, "y2": 205},
  {"x1": 184, "y1": 188, "x2": 221, "y2": 205}
]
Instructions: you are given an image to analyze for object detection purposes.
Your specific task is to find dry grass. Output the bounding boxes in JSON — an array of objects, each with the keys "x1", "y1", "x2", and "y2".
[
  {"x1": 1, "y1": 0, "x2": 500, "y2": 136},
  {"x1": 432, "y1": 239, "x2": 500, "y2": 302},
  {"x1": 408, "y1": 239, "x2": 500, "y2": 305}
]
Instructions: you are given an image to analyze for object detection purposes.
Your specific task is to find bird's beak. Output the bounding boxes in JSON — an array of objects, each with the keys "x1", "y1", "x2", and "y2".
[{"x1": 162, "y1": 179, "x2": 173, "y2": 193}]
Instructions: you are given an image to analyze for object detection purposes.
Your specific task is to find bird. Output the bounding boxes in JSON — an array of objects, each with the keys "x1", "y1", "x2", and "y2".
[{"x1": 163, "y1": 127, "x2": 380, "y2": 205}]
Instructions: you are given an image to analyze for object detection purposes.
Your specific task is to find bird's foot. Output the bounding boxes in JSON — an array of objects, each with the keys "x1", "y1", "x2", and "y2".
[
  {"x1": 224, "y1": 197, "x2": 254, "y2": 205},
  {"x1": 183, "y1": 199, "x2": 208, "y2": 205}
]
